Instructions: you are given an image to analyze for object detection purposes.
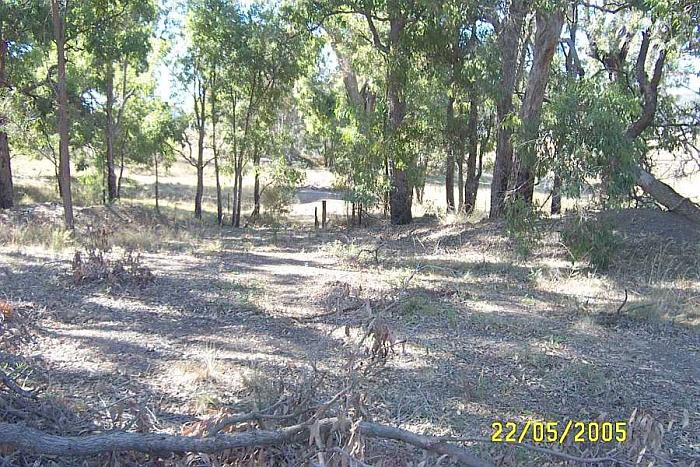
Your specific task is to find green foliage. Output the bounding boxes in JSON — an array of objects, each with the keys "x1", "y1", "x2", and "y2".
[
  {"x1": 76, "y1": 171, "x2": 104, "y2": 206},
  {"x1": 261, "y1": 158, "x2": 305, "y2": 215},
  {"x1": 561, "y1": 214, "x2": 621, "y2": 270},
  {"x1": 504, "y1": 198, "x2": 543, "y2": 257},
  {"x1": 540, "y1": 78, "x2": 641, "y2": 202}
]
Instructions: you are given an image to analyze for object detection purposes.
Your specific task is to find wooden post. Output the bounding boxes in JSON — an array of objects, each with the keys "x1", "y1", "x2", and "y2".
[
  {"x1": 321, "y1": 200, "x2": 327, "y2": 229},
  {"x1": 314, "y1": 206, "x2": 319, "y2": 230}
]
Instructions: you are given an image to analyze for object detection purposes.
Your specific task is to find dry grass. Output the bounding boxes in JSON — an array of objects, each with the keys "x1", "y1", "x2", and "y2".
[{"x1": 2, "y1": 156, "x2": 699, "y2": 466}]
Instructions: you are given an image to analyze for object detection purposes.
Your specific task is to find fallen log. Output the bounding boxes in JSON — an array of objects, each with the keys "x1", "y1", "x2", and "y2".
[{"x1": 0, "y1": 419, "x2": 490, "y2": 466}]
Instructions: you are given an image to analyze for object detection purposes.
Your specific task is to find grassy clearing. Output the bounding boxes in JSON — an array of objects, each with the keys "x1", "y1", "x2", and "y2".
[{"x1": 2, "y1": 158, "x2": 699, "y2": 466}]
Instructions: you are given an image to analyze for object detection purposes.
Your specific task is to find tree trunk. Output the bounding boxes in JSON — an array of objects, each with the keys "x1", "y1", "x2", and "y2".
[
  {"x1": 490, "y1": 0, "x2": 529, "y2": 218},
  {"x1": 194, "y1": 155, "x2": 204, "y2": 219},
  {"x1": 457, "y1": 143, "x2": 464, "y2": 212},
  {"x1": 0, "y1": 34, "x2": 13, "y2": 209},
  {"x1": 235, "y1": 165, "x2": 243, "y2": 227},
  {"x1": 624, "y1": 30, "x2": 700, "y2": 224},
  {"x1": 464, "y1": 88, "x2": 480, "y2": 214},
  {"x1": 231, "y1": 172, "x2": 239, "y2": 227},
  {"x1": 511, "y1": 9, "x2": 565, "y2": 204},
  {"x1": 387, "y1": 16, "x2": 412, "y2": 225},
  {"x1": 193, "y1": 80, "x2": 206, "y2": 220},
  {"x1": 252, "y1": 154, "x2": 260, "y2": 219},
  {"x1": 0, "y1": 131, "x2": 12, "y2": 209},
  {"x1": 211, "y1": 75, "x2": 222, "y2": 225},
  {"x1": 634, "y1": 166, "x2": 700, "y2": 224},
  {"x1": 445, "y1": 95, "x2": 456, "y2": 213},
  {"x1": 230, "y1": 90, "x2": 238, "y2": 227},
  {"x1": 154, "y1": 154, "x2": 160, "y2": 214},
  {"x1": 551, "y1": 174, "x2": 562, "y2": 215},
  {"x1": 117, "y1": 60, "x2": 128, "y2": 199},
  {"x1": 105, "y1": 63, "x2": 117, "y2": 203},
  {"x1": 0, "y1": 419, "x2": 488, "y2": 466},
  {"x1": 51, "y1": 0, "x2": 74, "y2": 229}
]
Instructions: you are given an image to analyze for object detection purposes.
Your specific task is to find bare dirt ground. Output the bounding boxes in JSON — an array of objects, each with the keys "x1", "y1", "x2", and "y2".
[{"x1": 1, "y1": 200, "x2": 699, "y2": 465}]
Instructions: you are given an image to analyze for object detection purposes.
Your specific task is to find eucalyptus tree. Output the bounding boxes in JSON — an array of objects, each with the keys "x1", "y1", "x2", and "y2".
[
  {"x1": 509, "y1": 6, "x2": 565, "y2": 203},
  {"x1": 183, "y1": 0, "x2": 234, "y2": 222},
  {"x1": 0, "y1": 0, "x2": 51, "y2": 209},
  {"x1": 50, "y1": 0, "x2": 74, "y2": 228},
  {"x1": 307, "y1": 0, "x2": 432, "y2": 225},
  {"x1": 80, "y1": 0, "x2": 158, "y2": 203},
  {"x1": 487, "y1": 0, "x2": 531, "y2": 218},
  {"x1": 421, "y1": 1, "x2": 498, "y2": 214},
  {"x1": 531, "y1": 0, "x2": 700, "y2": 223},
  {"x1": 210, "y1": 2, "x2": 313, "y2": 226},
  {"x1": 321, "y1": 16, "x2": 388, "y2": 220},
  {"x1": 180, "y1": 0, "x2": 226, "y2": 220},
  {"x1": 133, "y1": 100, "x2": 186, "y2": 213}
]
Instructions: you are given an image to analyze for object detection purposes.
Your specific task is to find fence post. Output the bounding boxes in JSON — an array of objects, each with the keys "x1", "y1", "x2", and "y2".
[{"x1": 321, "y1": 200, "x2": 327, "y2": 229}]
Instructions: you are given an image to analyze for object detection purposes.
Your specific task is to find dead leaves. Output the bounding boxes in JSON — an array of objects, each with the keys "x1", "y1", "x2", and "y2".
[
  {"x1": 0, "y1": 301, "x2": 13, "y2": 319},
  {"x1": 72, "y1": 249, "x2": 154, "y2": 287},
  {"x1": 364, "y1": 316, "x2": 396, "y2": 361}
]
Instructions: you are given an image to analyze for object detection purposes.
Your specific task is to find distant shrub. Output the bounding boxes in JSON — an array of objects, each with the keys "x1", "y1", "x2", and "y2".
[
  {"x1": 0, "y1": 222, "x2": 73, "y2": 251},
  {"x1": 561, "y1": 214, "x2": 620, "y2": 270},
  {"x1": 262, "y1": 185, "x2": 296, "y2": 215},
  {"x1": 75, "y1": 172, "x2": 104, "y2": 206},
  {"x1": 261, "y1": 159, "x2": 305, "y2": 216},
  {"x1": 504, "y1": 197, "x2": 543, "y2": 257}
]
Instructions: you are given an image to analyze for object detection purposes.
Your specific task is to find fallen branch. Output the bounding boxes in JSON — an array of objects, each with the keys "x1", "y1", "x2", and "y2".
[
  {"x1": 0, "y1": 421, "x2": 307, "y2": 457},
  {"x1": 0, "y1": 418, "x2": 489, "y2": 466},
  {"x1": 0, "y1": 369, "x2": 35, "y2": 399}
]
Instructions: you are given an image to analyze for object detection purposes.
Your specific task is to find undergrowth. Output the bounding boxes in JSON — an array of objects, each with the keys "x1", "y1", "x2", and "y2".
[{"x1": 561, "y1": 213, "x2": 620, "y2": 270}]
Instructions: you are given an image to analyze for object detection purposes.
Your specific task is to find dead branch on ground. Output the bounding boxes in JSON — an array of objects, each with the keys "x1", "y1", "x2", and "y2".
[{"x1": 0, "y1": 418, "x2": 490, "y2": 466}]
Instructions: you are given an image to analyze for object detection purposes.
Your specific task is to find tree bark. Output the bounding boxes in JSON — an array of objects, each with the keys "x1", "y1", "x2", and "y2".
[
  {"x1": 464, "y1": 88, "x2": 480, "y2": 214},
  {"x1": 51, "y1": 0, "x2": 74, "y2": 229},
  {"x1": 0, "y1": 131, "x2": 12, "y2": 209},
  {"x1": 0, "y1": 32, "x2": 14, "y2": 209},
  {"x1": 624, "y1": 30, "x2": 700, "y2": 224},
  {"x1": 490, "y1": 0, "x2": 529, "y2": 218},
  {"x1": 0, "y1": 419, "x2": 488, "y2": 466},
  {"x1": 193, "y1": 78, "x2": 206, "y2": 220},
  {"x1": 387, "y1": 16, "x2": 412, "y2": 225},
  {"x1": 104, "y1": 63, "x2": 117, "y2": 203},
  {"x1": 445, "y1": 95, "x2": 456, "y2": 213},
  {"x1": 154, "y1": 153, "x2": 160, "y2": 214},
  {"x1": 551, "y1": 174, "x2": 562, "y2": 215},
  {"x1": 511, "y1": 9, "x2": 564, "y2": 204},
  {"x1": 211, "y1": 73, "x2": 222, "y2": 225}
]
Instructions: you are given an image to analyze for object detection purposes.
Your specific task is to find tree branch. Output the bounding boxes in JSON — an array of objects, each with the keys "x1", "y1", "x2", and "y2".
[
  {"x1": 0, "y1": 419, "x2": 489, "y2": 466},
  {"x1": 362, "y1": 10, "x2": 389, "y2": 54}
]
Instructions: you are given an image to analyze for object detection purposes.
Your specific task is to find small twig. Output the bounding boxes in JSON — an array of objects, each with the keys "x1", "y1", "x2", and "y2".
[
  {"x1": 207, "y1": 399, "x2": 290, "y2": 436},
  {"x1": 0, "y1": 369, "x2": 36, "y2": 399},
  {"x1": 616, "y1": 289, "x2": 629, "y2": 315},
  {"x1": 310, "y1": 386, "x2": 352, "y2": 422},
  {"x1": 326, "y1": 447, "x2": 372, "y2": 467},
  {"x1": 439, "y1": 436, "x2": 625, "y2": 464}
]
